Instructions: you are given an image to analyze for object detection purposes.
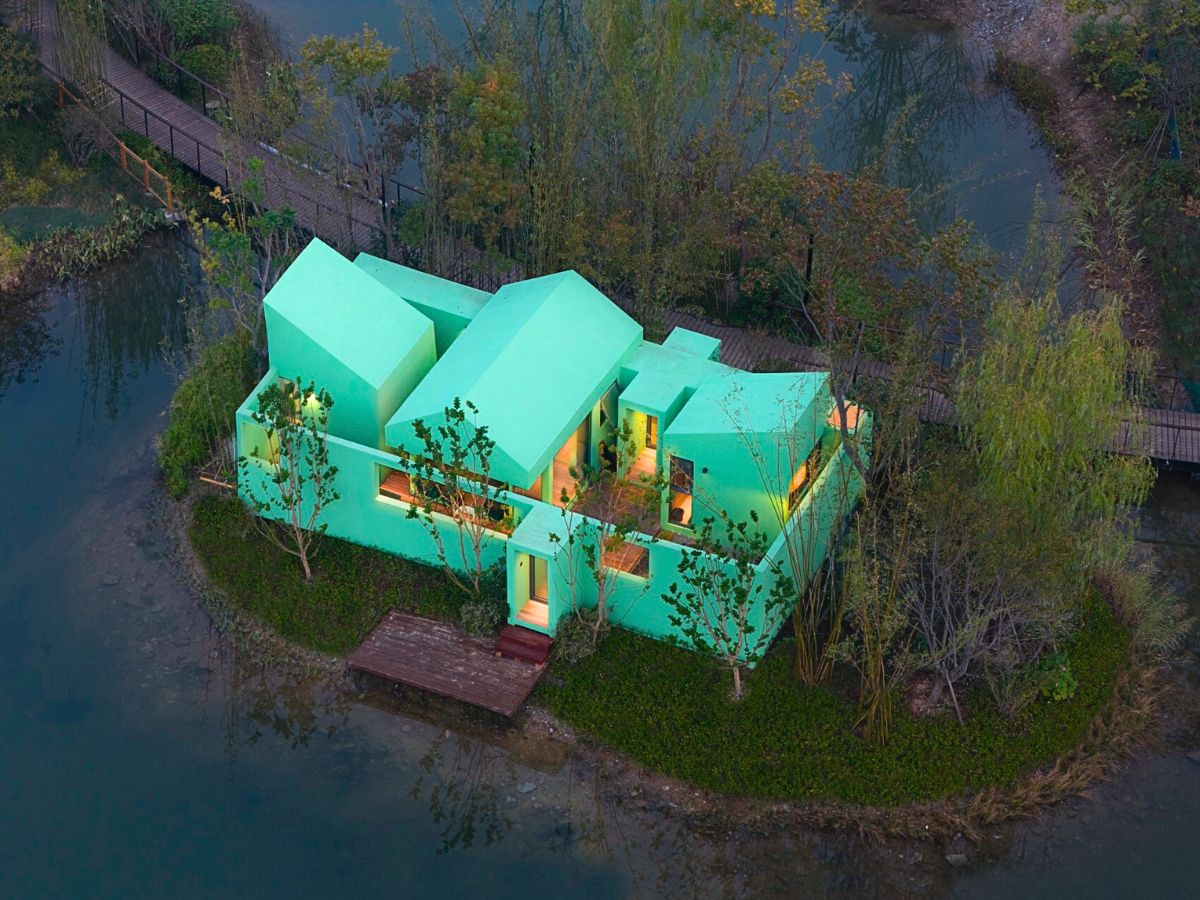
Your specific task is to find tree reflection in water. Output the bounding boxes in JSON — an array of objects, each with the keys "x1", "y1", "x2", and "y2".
[
  {"x1": 412, "y1": 731, "x2": 512, "y2": 855},
  {"x1": 71, "y1": 231, "x2": 196, "y2": 421},
  {"x1": 0, "y1": 290, "x2": 59, "y2": 399},
  {"x1": 823, "y1": 9, "x2": 999, "y2": 228}
]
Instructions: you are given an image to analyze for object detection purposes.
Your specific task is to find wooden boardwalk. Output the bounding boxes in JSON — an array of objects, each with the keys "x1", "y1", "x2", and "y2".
[
  {"x1": 33, "y1": 3, "x2": 379, "y2": 251},
  {"x1": 348, "y1": 612, "x2": 547, "y2": 717},
  {"x1": 659, "y1": 308, "x2": 1200, "y2": 469}
]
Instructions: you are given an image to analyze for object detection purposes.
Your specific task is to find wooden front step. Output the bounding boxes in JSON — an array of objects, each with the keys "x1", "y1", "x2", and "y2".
[{"x1": 495, "y1": 625, "x2": 553, "y2": 666}]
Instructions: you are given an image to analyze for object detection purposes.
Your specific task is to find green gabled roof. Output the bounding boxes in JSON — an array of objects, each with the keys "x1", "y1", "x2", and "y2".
[
  {"x1": 386, "y1": 270, "x2": 642, "y2": 486},
  {"x1": 662, "y1": 327, "x2": 721, "y2": 361},
  {"x1": 664, "y1": 371, "x2": 830, "y2": 439},
  {"x1": 508, "y1": 501, "x2": 575, "y2": 557},
  {"x1": 264, "y1": 239, "x2": 434, "y2": 388},
  {"x1": 352, "y1": 252, "x2": 491, "y2": 332},
  {"x1": 620, "y1": 340, "x2": 734, "y2": 417}
]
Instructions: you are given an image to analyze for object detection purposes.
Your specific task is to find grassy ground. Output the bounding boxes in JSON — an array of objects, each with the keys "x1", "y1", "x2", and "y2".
[
  {"x1": 0, "y1": 81, "x2": 157, "y2": 243},
  {"x1": 189, "y1": 493, "x2": 464, "y2": 655},
  {"x1": 538, "y1": 605, "x2": 1128, "y2": 806}
]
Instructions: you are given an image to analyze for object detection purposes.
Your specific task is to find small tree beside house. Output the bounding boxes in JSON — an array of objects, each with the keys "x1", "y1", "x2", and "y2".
[
  {"x1": 238, "y1": 379, "x2": 340, "y2": 581},
  {"x1": 663, "y1": 512, "x2": 794, "y2": 699},
  {"x1": 406, "y1": 398, "x2": 505, "y2": 603}
]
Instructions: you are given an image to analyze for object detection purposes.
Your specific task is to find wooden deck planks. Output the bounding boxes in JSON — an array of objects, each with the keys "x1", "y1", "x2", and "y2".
[{"x1": 348, "y1": 612, "x2": 546, "y2": 717}]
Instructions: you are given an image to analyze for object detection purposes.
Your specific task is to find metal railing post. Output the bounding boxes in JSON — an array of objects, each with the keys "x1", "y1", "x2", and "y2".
[
  {"x1": 143, "y1": 107, "x2": 148, "y2": 136},
  {"x1": 169, "y1": 125, "x2": 174, "y2": 157}
]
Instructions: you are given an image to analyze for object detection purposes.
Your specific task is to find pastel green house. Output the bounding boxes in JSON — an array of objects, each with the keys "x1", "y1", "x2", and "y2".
[{"x1": 236, "y1": 238, "x2": 868, "y2": 660}]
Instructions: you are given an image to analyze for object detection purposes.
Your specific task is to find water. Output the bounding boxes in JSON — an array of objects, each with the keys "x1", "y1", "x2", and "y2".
[{"x1": 2, "y1": 5, "x2": 1197, "y2": 897}]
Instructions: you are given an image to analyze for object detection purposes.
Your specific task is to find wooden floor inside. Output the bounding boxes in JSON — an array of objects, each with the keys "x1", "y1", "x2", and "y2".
[{"x1": 348, "y1": 611, "x2": 547, "y2": 717}]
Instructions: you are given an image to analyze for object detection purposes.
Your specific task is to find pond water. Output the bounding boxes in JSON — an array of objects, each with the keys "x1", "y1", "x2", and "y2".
[{"x1": 2, "y1": 4, "x2": 1198, "y2": 897}]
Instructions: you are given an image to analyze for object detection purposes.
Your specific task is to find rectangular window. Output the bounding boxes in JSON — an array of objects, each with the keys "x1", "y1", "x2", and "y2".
[
  {"x1": 646, "y1": 415, "x2": 658, "y2": 449},
  {"x1": 668, "y1": 456, "x2": 694, "y2": 529},
  {"x1": 788, "y1": 444, "x2": 822, "y2": 510}
]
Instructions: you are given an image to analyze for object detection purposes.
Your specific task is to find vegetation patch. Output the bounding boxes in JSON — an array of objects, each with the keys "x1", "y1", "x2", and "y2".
[
  {"x1": 539, "y1": 603, "x2": 1128, "y2": 807},
  {"x1": 159, "y1": 330, "x2": 259, "y2": 497},
  {"x1": 189, "y1": 493, "x2": 463, "y2": 654}
]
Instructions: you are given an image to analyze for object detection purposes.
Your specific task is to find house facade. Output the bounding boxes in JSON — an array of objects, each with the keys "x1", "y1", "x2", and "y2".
[{"x1": 236, "y1": 239, "x2": 868, "y2": 658}]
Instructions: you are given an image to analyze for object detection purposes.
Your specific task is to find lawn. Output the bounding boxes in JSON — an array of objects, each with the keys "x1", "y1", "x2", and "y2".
[
  {"x1": 189, "y1": 493, "x2": 464, "y2": 654},
  {"x1": 538, "y1": 604, "x2": 1128, "y2": 806}
]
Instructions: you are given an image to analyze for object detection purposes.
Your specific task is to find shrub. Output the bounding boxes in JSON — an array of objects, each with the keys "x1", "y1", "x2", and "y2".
[
  {"x1": 458, "y1": 561, "x2": 508, "y2": 635},
  {"x1": 160, "y1": 0, "x2": 238, "y2": 49},
  {"x1": 0, "y1": 25, "x2": 37, "y2": 116},
  {"x1": 177, "y1": 43, "x2": 231, "y2": 87},
  {"x1": 1037, "y1": 651, "x2": 1079, "y2": 702},
  {"x1": 0, "y1": 224, "x2": 27, "y2": 291},
  {"x1": 159, "y1": 331, "x2": 259, "y2": 497},
  {"x1": 553, "y1": 608, "x2": 608, "y2": 665}
]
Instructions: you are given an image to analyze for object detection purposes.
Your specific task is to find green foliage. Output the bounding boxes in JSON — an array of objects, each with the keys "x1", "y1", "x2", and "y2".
[
  {"x1": 539, "y1": 602, "x2": 1128, "y2": 805},
  {"x1": 176, "y1": 43, "x2": 231, "y2": 87},
  {"x1": 190, "y1": 494, "x2": 462, "y2": 653},
  {"x1": 159, "y1": 0, "x2": 238, "y2": 49},
  {"x1": 553, "y1": 608, "x2": 609, "y2": 665},
  {"x1": 0, "y1": 224, "x2": 27, "y2": 291},
  {"x1": 458, "y1": 562, "x2": 509, "y2": 635},
  {"x1": 159, "y1": 331, "x2": 259, "y2": 498},
  {"x1": 1037, "y1": 651, "x2": 1079, "y2": 702},
  {"x1": 0, "y1": 25, "x2": 37, "y2": 117}
]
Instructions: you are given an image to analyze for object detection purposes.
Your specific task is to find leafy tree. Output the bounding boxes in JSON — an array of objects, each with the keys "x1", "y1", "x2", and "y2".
[
  {"x1": 188, "y1": 158, "x2": 301, "y2": 360},
  {"x1": 663, "y1": 513, "x2": 793, "y2": 699},
  {"x1": 0, "y1": 24, "x2": 37, "y2": 117},
  {"x1": 239, "y1": 380, "x2": 340, "y2": 581},
  {"x1": 300, "y1": 26, "x2": 407, "y2": 258},
  {"x1": 406, "y1": 398, "x2": 506, "y2": 599}
]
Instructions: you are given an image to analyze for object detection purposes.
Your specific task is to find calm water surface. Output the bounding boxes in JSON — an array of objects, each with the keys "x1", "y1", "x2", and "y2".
[{"x1": 2, "y1": 4, "x2": 1198, "y2": 897}]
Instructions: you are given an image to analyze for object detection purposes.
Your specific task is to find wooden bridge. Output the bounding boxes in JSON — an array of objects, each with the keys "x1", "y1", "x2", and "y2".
[
  {"x1": 22, "y1": 3, "x2": 1200, "y2": 470},
  {"x1": 30, "y1": 0, "x2": 382, "y2": 251}
]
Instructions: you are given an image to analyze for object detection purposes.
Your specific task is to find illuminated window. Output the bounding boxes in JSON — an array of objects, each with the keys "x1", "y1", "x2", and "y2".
[
  {"x1": 668, "y1": 456, "x2": 694, "y2": 528},
  {"x1": 788, "y1": 444, "x2": 822, "y2": 510}
]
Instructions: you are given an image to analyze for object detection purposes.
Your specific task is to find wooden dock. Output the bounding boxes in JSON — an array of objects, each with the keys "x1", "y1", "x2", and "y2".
[{"x1": 348, "y1": 612, "x2": 548, "y2": 717}]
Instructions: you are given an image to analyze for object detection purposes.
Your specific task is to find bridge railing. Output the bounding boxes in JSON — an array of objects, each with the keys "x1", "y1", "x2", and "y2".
[
  {"x1": 103, "y1": 17, "x2": 426, "y2": 209},
  {"x1": 50, "y1": 80, "x2": 177, "y2": 213}
]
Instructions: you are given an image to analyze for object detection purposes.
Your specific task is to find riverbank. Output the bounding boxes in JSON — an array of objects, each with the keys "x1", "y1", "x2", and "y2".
[
  {"x1": 178, "y1": 486, "x2": 1179, "y2": 842},
  {"x1": 882, "y1": 0, "x2": 1176, "y2": 356},
  {"x1": 0, "y1": 79, "x2": 173, "y2": 299}
]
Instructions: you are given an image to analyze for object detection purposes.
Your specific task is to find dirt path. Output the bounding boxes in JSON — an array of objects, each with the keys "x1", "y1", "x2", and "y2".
[{"x1": 878, "y1": 0, "x2": 1163, "y2": 346}]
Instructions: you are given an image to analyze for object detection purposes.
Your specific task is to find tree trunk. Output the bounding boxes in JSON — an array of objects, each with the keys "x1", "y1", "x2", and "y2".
[
  {"x1": 732, "y1": 665, "x2": 743, "y2": 699},
  {"x1": 300, "y1": 547, "x2": 313, "y2": 581}
]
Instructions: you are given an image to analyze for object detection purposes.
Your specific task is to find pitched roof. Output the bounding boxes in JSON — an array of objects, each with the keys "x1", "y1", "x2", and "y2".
[
  {"x1": 352, "y1": 252, "x2": 491, "y2": 331},
  {"x1": 386, "y1": 270, "x2": 642, "y2": 486},
  {"x1": 619, "y1": 340, "x2": 734, "y2": 417},
  {"x1": 264, "y1": 239, "x2": 434, "y2": 388},
  {"x1": 665, "y1": 371, "x2": 830, "y2": 439}
]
